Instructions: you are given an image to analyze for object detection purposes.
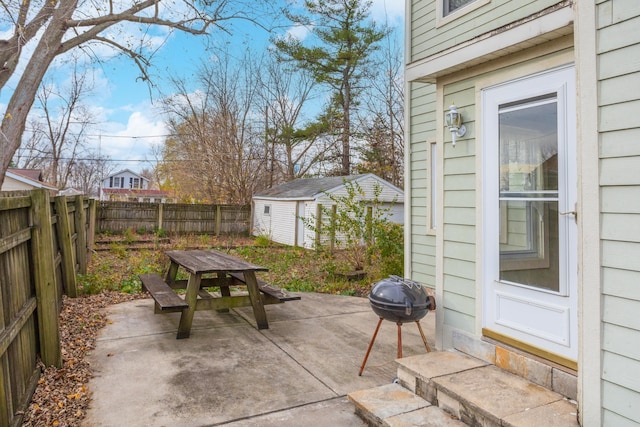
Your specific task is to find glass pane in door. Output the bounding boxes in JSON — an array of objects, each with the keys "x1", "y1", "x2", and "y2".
[{"x1": 498, "y1": 96, "x2": 560, "y2": 292}]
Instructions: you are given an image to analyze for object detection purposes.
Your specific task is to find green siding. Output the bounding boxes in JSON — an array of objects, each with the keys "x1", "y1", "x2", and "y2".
[
  {"x1": 443, "y1": 275, "x2": 476, "y2": 298},
  {"x1": 601, "y1": 213, "x2": 640, "y2": 242},
  {"x1": 443, "y1": 306, "x2": 475, "y2": 332},
  {"x1": 409, "y1": 0, "x2": 562, "y2": 63},
  {"x1": 603, "y1": 323, "x2": 640, "y2": 361},
  {"x1": 444, "y1": 190, "x2": 476, "y2": 207},
  {"x1": 443, "y1": 241, "x2": 476, "y2": 262},
  {"x1": 599, "y1": 3, "x2": 640, "y2": 420},
  {"x1": 601, "y1": 128, "x2": 640, "y2": 158},
  {"x1": 602, "y1": 268, "x2": 640, "y2": 300},
  {"x1": 408, "y1": 81, "x2": 437, "y2": 288},
  {"x1": 602, "y1": 381, "x2": 640, "y2": 425}
]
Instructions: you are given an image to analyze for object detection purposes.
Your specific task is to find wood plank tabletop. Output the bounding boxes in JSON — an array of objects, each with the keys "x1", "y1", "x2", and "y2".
[{"x1": 165, "y1": 249, "x2": 268, "y2": 274}]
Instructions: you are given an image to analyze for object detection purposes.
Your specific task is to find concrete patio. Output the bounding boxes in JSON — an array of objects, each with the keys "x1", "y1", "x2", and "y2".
[{"x1": 82, "y1": 292, "x2": 435, "y2": 426}]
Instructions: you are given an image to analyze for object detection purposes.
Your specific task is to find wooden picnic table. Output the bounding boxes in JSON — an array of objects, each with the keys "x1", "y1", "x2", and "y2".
[
  {"x1": 139, "y1": 249, "x2": 300, "y2": 339},
  {"x1": 140, "y1": 249, "x2": 283, "y2": 339},
  {"x1": 165, "y1": 249, "x2": 269, "y2": 339}
]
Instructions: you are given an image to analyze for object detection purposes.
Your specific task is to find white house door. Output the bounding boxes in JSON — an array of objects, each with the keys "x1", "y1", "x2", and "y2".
[{"x1": 482, "y1": 65, "x2": 578, "y2": 365}]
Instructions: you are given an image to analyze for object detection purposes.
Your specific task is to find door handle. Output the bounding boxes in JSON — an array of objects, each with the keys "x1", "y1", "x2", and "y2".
[{"x1": 559, "y1": 207, "x2": 577, "y2": 223}]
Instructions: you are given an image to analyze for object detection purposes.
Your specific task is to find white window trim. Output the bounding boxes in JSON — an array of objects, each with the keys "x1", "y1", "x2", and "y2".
[{"x1": 436, "y1": 0, "x2": 490, "y2": 28}]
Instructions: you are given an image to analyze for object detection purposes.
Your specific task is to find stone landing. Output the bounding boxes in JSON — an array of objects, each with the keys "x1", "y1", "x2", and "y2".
[{"x1": 348, "y1": 351, "x2": 579, "y2": 427}]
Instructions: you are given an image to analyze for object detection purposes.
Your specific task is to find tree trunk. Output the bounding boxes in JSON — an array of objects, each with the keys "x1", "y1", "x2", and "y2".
[
  {"x1": 342, "y1": 71, "x2": 351, "y2": 176},
  {"x1": 0, "y1": 2, "x2": 77, "y2": 187}
]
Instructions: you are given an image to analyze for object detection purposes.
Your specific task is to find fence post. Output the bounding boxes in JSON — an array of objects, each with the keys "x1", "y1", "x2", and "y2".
[
  {"x1": 30, "y1": 189, "x2": 62, "y2": 368},
  {"x1": 87, "y1": 198, "x2": 96, "y2": 263},
  {"x1": 215, "y1": 205, "x2": 221, "y2": 236},
  {"x1": 54, "y1": 196, "x2": 78, "y2": 298},
  {"x1": 75, "y1": 196, "x2": 88, "y2": 274},
  {"x1": 157, "y1": 203, "x2": 164, "y2": 231}
]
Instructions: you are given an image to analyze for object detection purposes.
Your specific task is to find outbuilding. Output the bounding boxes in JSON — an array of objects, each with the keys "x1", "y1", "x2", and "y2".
[{"x1": 252, "y1": 174, "x2": 403, "y2": 248}]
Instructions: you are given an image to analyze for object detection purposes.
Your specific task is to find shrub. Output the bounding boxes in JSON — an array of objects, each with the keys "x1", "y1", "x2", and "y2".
[
  {"x1": 254, "y1": 234, "x2": 271, "y2": 247},
  {"x1": 301, "y1": 180, "x2": 402, "y2": 273},
  {"x1": 371, "y1": 222, "x2": 404, "y2": 277},
  {"x1": 122, "y1": 227, "x2": 135, "y2": 244}
]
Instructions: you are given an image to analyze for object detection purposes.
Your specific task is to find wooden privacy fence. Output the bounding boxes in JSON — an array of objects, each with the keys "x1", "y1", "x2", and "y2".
[
  {"x1": 0, "y1": 190, "x2": 94, "y2": 427},
  {"x1": 97, "y1": 202, "x2": 251, "y2": 235}
]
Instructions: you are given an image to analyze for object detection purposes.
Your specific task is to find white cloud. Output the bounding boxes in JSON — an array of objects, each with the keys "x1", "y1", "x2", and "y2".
[
  {"x1": 369, "y1": 0, "x2": 405, "y2": 25},
  {"x1": 286, "y1": 22, "x2": 313, "y2": 41},
  {"x1": 96, "y1": 106, "x2": 167, "y2": 171}
]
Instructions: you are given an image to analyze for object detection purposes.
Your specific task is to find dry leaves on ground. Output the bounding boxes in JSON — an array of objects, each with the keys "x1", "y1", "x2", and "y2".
[{"x1": 20, "y1": 292, "x2": 145, "y2": 427}]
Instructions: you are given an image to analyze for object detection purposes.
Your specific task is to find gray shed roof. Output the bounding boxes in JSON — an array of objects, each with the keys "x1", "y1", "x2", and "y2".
[{"x1": 254, "y1": 174, "x2": 370, "y2": 199}]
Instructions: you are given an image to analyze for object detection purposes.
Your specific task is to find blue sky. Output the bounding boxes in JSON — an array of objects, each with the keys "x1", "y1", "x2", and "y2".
[{"x1": 1, "y1": 0, "x2": 404, "y2": 173}]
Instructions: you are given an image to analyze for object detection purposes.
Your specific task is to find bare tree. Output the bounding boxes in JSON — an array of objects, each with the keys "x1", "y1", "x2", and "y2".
[
  {"x1": 65, "y1": 152, "x2": 115, "y2": 196},
  {"x1": 0, "y1": 0, "x2": 270, "y2": 187},
  {"x1": 159, "y1": 50, "x2": 267, "y2": 204},
  {"x1": 258, "y1": 56, "x2": 325, "y2": 185},
  {"x1": 16, "y1": 63, "x2": 96, "y2": 189},
  {"x1": 356, "y1": 26, "x2": 404, "y2": 187}
]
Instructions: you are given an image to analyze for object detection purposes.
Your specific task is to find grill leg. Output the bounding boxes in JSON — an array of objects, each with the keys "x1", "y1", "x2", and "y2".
[
  {"x1": 359, "y1": 317, "x2": 383, "y2": 376},
  {"x1": 397, "y1": 322, "x2": 403, "y2": 359},
  {"x1": 416, "y1": 321, "x2": 431, "y2": 353}
]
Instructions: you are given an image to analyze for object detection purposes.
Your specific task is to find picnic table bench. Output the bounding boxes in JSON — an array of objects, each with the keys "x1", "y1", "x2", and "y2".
[
  {"x1": 140, "y1": 274, "x2": 189, "y2": 312},
  {"x1": 139, "y1": 249, "x2": 300, "y2": 338},
  {"x1": 227, "y1": 272, "x2": 301, "y2": 303}
]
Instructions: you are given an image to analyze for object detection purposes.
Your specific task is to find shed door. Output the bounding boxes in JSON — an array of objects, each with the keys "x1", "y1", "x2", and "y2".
[{"x1": 482, "y1": 66, "x2": 577, "y2": 366}]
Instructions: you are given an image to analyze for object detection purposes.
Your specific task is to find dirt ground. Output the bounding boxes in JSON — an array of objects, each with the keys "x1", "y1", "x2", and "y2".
[{"x1": 20, "y1": 292, "x2": 145, "y2": 427}]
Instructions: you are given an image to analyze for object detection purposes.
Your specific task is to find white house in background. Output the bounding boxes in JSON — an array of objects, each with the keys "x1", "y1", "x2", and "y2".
[
  {"x1": 100, "y1": 169, "x2": 175, "y2": 203},
  {"x1": 1, "y1": 168, "x2": 57, "y2": 194},
  {"x1": 102, "y1": 169, "x2": 149, "y2": 192},
  {"x1": 252, "y1": 174, "x2": 404, "y2": 248}
]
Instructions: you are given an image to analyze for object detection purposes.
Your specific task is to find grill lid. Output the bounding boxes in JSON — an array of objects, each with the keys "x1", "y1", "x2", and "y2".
[{"x1": 368, "y1": 276, "x2": 434, "y2": 322}]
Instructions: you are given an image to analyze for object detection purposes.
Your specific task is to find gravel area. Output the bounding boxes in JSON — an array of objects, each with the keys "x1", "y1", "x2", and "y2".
[{"x1": 20, "y1": 292, "x2": 145, "y2": 427}]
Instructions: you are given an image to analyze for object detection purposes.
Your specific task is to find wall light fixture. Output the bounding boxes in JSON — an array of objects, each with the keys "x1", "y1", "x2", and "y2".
[{"x1": 445, "y1": 103, "x2": 466, "y2": 147}]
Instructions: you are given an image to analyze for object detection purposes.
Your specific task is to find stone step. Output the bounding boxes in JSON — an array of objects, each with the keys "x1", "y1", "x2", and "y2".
[
  {"x1": 348, "y1": 383, "x2": 467, "y2": 427},
  {"x1": 396, "y1": 351, "x2": 579, "y2": 427}
]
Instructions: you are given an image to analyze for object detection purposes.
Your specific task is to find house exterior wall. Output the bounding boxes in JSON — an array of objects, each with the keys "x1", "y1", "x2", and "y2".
[
  {"x1": 102, "y1": 171, "x2": 148, "y2": 190},
  {"x1": 252, "y1": 198, "x2": 300, "y2": 246},
  {"x1": 1, "y1": 173, "x2": 57, "y2": 193},
  {"x1": 593, "y1": 1, "x2": 640, "y2": 424},
  {"x1": 408, "y1": 0, "x2": 640, "y2": 424},
  {"x1": 1, "y1": 175, "x2": 33, "y2": 191}
]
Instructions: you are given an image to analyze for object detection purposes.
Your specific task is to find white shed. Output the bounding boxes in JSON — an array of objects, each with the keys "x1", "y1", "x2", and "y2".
[{"x1": 252, "y1": 174, "x2": 403, "y2": 248}]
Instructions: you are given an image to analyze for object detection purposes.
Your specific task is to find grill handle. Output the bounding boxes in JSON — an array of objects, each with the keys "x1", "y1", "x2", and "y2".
[{"x1": 405, "y1": 300, "x2": 413, "y2": 316}]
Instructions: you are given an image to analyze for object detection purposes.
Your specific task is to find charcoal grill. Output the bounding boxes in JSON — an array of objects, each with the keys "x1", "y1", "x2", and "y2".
[{"x1": 358, "y1": 276, "x2": 436, "y2": 376}]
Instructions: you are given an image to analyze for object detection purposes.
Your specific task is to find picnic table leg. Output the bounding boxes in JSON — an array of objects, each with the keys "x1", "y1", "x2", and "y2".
[
  {"x1": 244, "y1": 271, "x2": 268, "y2": 329},
  {"x1": 217, "y1": 272, "x2": 230, "y2": 313},
  {"x1": 177, "y1": 272, "x2": 202, "y2": 339},
  {"x1": 165, "y1": 261, "x2": 179, "y2": 285}
]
